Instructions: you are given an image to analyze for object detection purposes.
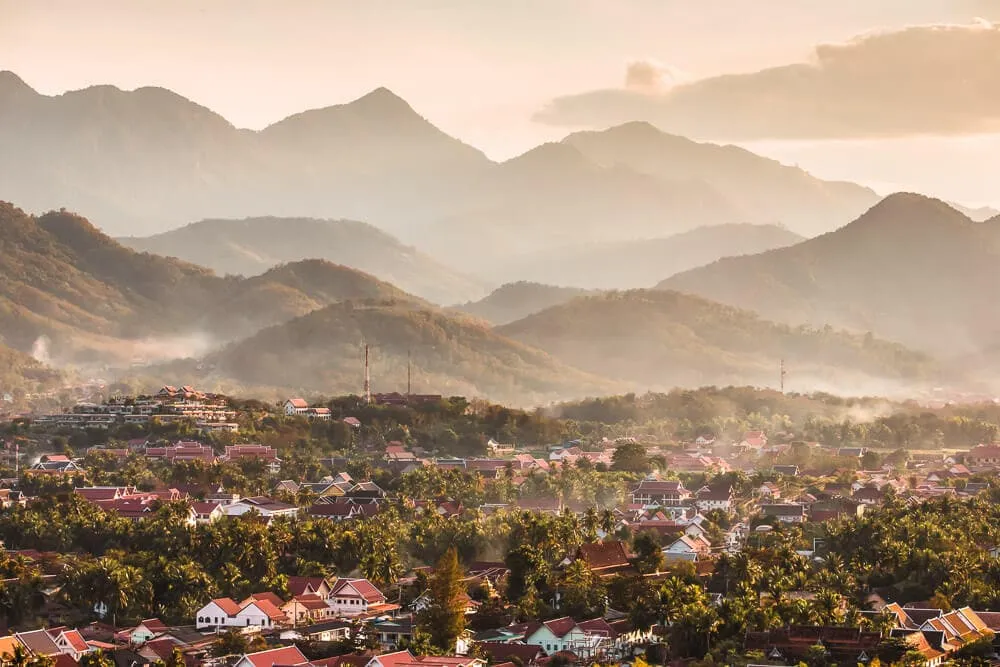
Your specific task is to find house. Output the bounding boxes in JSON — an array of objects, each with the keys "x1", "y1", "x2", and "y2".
[
  {"x1": 837, "y1": 447, "x2": 867, "y2": 458},
  {"x1": 773, "y1": 465, "x2": 800, "y2": 477},
  {"x1": 744, "y1": 626, "x2": 881, "y2": 664},
  {"x1": 741, "y1": 431, "x2": 767, "y2": 449},
  {"x1": 965, "y1": 445, "x2": 1000, "y2": 467},
  {"x1": 487, "y1": 439, "x2": 516, "y2": 456},
  {"x1": 307, "y1": 407, "x2": 331, "y2": 421},
  {"x1": 225, "y1": 497, "x2": 299, "y2": 521},
  {"x1": 695, "y1": 486, "x2": 734, "y2": 513},
  {"x1": 191, "y1": 502, "x2": 225, "y2": 524},
  {"x1": 287, "y1": 576, "x2": 334, "y2": 599},
  {"x1": 570, "y1": 541, "x2": 636, "y2": 578},
  {"x1": 223, "y1": 445, "x2": 282, "y2": 474},
  {"x1": 15, "y1": 630, "x2": 62, "y2": 657},
  {"x1": 508, "y1": 618, "x2": 600, "y2": 659},
  {"x1": 284, "y1": 399, "x2": 309, "y2": 416},
  {"x1": 233, "y1": 646, "x2": 308, "y2": 667},
  {"x1": 372, "y1": 617, "x2": 415, "y2": 650},
  {"x1": 328, "y1": 578, "x2": 388, "y2": 617},
  {"x1": 283, "y1": 594, "x2": 333, "y2": 624},
  {"x1": 194, "y1": 596, "x2": 287, "y2": 630},
  {"x1": 853, "y1": 486, "x2": 885, "y2": 506},
  {"x1": 758, "y1": 482, "x2": 781, "y2": 499},
  {"x1": 118, "y1": 619, "x2": 168, "y2": 645},
  {"x1": 411, "y1": 590, "x2": 481, "y2": 615},
  {"x1": 630, "y1": 479, "x2": 690, "y2": 506},
  {"x1": 476, "y1": 643, "x2": 547, "y2": 667},
  {"x1": 281, "y1": 619, "x2": 352, "y2": 643},
  {"x1": 29, "y1": 456, "x2": 84, "y2": 474},
  {"x1": 662, "y1": 534, "x2": 712, "y2": 562},
  {"x1": 309, "y1": 501, "x2": 380, "y2": 521},
  {"x1": 48, "y1": 628, "x2": 92, "y2": 660},
  {"x1": 760, "y1": 504, "x2": 806, "y2": 523}
]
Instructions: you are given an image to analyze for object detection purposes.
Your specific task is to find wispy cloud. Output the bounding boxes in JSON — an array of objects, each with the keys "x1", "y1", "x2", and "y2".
[{"x1": 534, "y1": 22, "x2": 1000, "y2": 140}]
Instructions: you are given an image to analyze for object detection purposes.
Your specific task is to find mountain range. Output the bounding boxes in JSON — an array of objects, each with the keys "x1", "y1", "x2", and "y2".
[
  {"x1": 0, "y1": 202, "x2": 427, "y2": 363},
  {"x1": 2, "y1": 71, "x2": 881, "y2": 269},
  {"x1": 484, "y1": 223, "x2": 804, "y2": 289},
  {"x1": 120, "y1": 216, "x2": 487, "y2": 305},
  {"x1": 0, "y1": 199, "x2": 944, "y2": 403},
  {"x1": 496, "y1": 289, "x2": 933, "y2": 393},
  {"x1": 659, "y1": 193, "x2": 1000, "y2": 361}
]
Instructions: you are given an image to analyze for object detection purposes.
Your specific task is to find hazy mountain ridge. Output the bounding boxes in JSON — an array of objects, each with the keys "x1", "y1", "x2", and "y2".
[
  {"x1": 3, "y1": 71, "x2": 880, "y2": 264},
  {"x1": 0, "y1": 202, "x2": 433, "y2": 363},
  {"x1": 202, "y1": 300, "x2": 621, "y2": 405},
  {"x1": 486, "y1": 223, "x2": 805, "y2": 288},
  {"x1": 658, "y1": 193, "x2": 1000, "y2": 358},
  {"x1": 455, "y1": 282, "x2": 600, "y2": 325},
  {"x1": 497, "y1": 289, "x2": 935, "y2": 393},
  {"x1": 120, "y1": 216, "x2": 488, "y2": 305}
]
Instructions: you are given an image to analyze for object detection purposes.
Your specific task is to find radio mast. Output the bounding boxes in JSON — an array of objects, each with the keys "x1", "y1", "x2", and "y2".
[
  {"x1": 780, "y1": 358, "x2": 787, "y2": 393},
  {"x1": 364, "y1": 344, "x2": 371, "y2": 405}
]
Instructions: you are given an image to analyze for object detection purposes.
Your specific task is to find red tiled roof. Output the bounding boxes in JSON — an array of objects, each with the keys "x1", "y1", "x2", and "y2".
[
  {"x1": 241, "y1": 646, "x2": 308, "y2": 667},
  {"x1": 61, "y1": 630, "x2": 89, "y2": 653},
  {"x1": 332, "y1": 578, "x2": 385, "y2": 603},
  {"x1": 543, "y1": 617, "x2": 578, "y2": 638},
  {"x1": 290, "y1": 594, "x2": 329, "y2": 611},
  {"x1": 577, "y1": 541, "x2": 631, "y2": 570},
  {"x1": 374, "y1": 651, "x2": 417, "y2": 667},
  {"x1": 246, "y1": 592, "x2": 287, "y2": 609},
  {"x1": 287, "y1": 576, "x2": 329, "y2": 597},
  {"x1": 211, "y1": 597, "x2": 242, "y2": 616},
  {"x1": 287, "y1": 399, "x2": 308, "y2": 408}
]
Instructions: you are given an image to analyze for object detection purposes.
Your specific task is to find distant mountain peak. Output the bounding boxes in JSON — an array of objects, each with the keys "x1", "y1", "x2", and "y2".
[
  {"x1": 347, "y1": 86, "x2": 417, "y2": 116},
  {"x1": 852, "y1": 192, "x2": 969, "y2": 230},
  {"x1": 0, "y1": 70, "x2": 37, "y2": 98}
]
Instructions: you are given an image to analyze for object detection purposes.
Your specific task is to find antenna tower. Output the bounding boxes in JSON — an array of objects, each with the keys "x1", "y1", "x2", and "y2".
[
  {"x1": 407, "y1": 348, "x2": 412, "y2": 397},
  {"x1": 364, "y1": 344, "x2": 371, "y2": 405},
  {"x1": 780, "y1": 358, "x2": 787, "y2": 393}
]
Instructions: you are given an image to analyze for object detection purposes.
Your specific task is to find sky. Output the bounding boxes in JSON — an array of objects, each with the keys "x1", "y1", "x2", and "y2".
[{"x1": 4, "y1": 0, "x2": 1000, "y2": 206}]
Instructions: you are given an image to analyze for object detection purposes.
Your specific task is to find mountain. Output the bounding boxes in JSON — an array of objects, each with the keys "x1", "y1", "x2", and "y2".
[
  {"x1": 658, "y1": 193, "x2": 1000, "y2": 358},
  {"x1": 203, "y1": 259, "x2": 429, "y2": 341},
  {"x1": 497, "y1": 289, "x2": 934, "y2": 393},
  {"x1": 0, "y1": 74, "x2": 489, "y2": 236},
  {"x1": 455, "y1": 282, "x2": 599, "y2": 325},
  {"x1": 0, "y1": 202, "x2": 431, "y2": 364},
  {"x1": 203, "y1": 301, "x2": 619, "y2": 405},
  {"x1": 120, "y1": 216, "x2": 487, "y2": 305},
  {"x1": 4, "y1": 72, "x2": 882, "y2": 257},
  {"x1": 484, "y1": 223, "x2": 804, "y2": 288},
  {"x1": 562, "y1": 122, "x2": 879, "y2": 235}
]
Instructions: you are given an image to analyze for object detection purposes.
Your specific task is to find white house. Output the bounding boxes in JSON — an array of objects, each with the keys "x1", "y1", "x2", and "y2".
[
  {"x1": 329, "y1": 578, "x2": 388, "y2": 617},
  {"x1": 195, "y1": 597, "x2": 286, "y2": 630},
  {"x1": 662, "y1": 534, "x2": 712, "y2": 562},
  {"x1": 283, "y1": 399, "x2": 309, "y2": 417},
  {"x1": 512, "y1": 618, "x2": 596, "y2": 657},
  {"x1": 695, "y1": 486, "x2": 734, "y2": 513}
]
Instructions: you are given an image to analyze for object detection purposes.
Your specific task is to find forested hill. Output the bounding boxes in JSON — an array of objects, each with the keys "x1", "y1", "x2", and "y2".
[{"x1": 497, "y1": 289, "x2": 935, "y2": 393}]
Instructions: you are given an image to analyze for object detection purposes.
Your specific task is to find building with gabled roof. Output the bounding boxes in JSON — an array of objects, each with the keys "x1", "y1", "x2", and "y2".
[
  {"x1": 233, "y1": 646, "x2": 308, "y2": 667},
  {"x1": 569, "y1": 541, "x2": 636, "y2": 578},
  {"x1": 329, "y1": 578, "x2": 388, "y2": 617}
]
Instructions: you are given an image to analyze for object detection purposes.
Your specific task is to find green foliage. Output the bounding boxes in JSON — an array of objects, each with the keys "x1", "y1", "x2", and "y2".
[{"x1": 417, "y1": 547, "x2": 467, "y2": 654}]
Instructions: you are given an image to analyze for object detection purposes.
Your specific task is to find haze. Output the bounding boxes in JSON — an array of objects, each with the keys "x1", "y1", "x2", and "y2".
[{"x1": 4, "y1": 0, "x2": 1000, "y2": 206}]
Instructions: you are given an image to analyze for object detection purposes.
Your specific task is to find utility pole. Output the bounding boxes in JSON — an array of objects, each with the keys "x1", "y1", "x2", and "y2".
[
  {"x1": 780, "y1": 358, "x2": 787, "y2": 394},
  {"x1": 364, "y1": 344, "x2": 371, "y2": 405}
]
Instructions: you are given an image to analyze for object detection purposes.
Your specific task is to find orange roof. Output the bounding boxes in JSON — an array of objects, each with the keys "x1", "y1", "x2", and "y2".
[
  {"x1": 241, "y1": 646, "x2": 308, "y2": 667},
  {"x1": 211, "y1": 597, "x2": 242, "y2": 616},
  {"x1": 0, "y1": 636, "x2": 23, "y2": 658}
]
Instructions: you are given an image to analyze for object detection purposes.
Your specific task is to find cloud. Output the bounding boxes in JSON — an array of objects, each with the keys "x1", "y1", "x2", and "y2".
[
  {"x1": 624, "y1": 60, "x2": 678, "y2": 93},
  {"x1": 534, "y1": 22, "x2": 1000, "y2": 139}
]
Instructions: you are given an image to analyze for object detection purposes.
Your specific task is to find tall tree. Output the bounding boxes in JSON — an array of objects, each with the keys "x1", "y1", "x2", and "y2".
[{"x1": 417, "y1": 547, "x2": 467, "y2": 654}]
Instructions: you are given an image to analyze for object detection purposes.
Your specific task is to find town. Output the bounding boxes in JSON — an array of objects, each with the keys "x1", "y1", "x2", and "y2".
[{"x1": 1, "y1": 386, "x2": 1000, "y2": 667}]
